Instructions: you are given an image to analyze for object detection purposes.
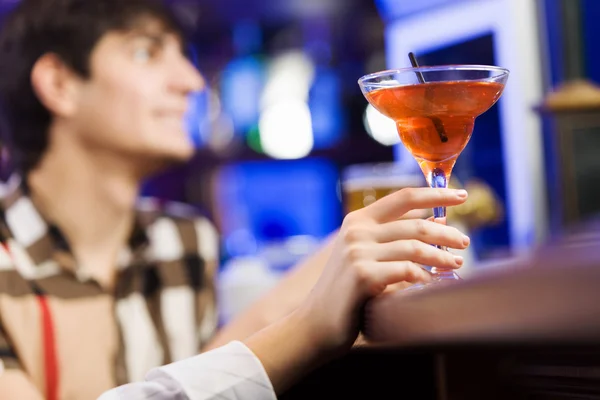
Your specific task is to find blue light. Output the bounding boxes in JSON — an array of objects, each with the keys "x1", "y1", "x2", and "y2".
[
  {"x1": 220, "y1": 56, "x2": 265, "y2": 135},
  {"x1": 214, "y1": 159, "x2": 342, "y2": 258},
  {"x1": 375, "y1": 0, "x2": 469, "y2": 21},
  {"x1": 184, "y1": 45, "x2": 209, "y2": 149},
  {"x1": 185, "y1": 89, "x2": 209, "y2": 148},
  {"x1": 232, "y1": 20, "x2": 262, "y2": 55},
  {"x1": 308, "y1": 67, "x2": 344, "y2": 149}
]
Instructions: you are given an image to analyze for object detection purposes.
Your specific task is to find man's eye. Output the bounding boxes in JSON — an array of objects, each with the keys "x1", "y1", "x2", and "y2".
[{"x1": 133, "y1": 46, "x2": 157, "y2": 63}]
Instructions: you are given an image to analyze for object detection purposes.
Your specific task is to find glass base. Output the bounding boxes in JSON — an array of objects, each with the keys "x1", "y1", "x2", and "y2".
[{"x1": 404, "y1": 270, "x2": 461, "y2": 292}]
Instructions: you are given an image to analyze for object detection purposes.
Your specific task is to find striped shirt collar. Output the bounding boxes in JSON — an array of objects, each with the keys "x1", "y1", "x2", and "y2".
[{"x1": 0, "y1": 173, "x2": 150, "y2": 284}]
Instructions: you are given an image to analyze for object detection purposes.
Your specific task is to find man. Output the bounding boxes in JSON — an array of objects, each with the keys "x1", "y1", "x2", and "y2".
[{"x1": 0, "y1": 0, "x2": 469, "y2": 399}]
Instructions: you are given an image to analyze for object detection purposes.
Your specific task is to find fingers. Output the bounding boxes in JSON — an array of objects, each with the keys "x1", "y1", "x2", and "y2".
[
  {"x1": 360, "y1": 261, "x2": 431, "y2": 296},
  {"x1": 401, "y1": 209, "x2": 431, "y2": 220},
  {"x1": 334, "y1": 188, "x2": 470, "y2": 301},
  {"x1": 375, "y1": 239, "x2": 463, "y2": 268},
  {"x1": 376, "y1": 219, "x2": 470, "y2": 249},
  {"x1": 363, "y1": 187, "x2": 468, "y2": 223}
]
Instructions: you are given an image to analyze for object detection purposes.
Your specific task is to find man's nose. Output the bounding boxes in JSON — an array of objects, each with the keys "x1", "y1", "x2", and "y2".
[{"x1": 169, "y1": 55, "x2": 205, "y2": 95}]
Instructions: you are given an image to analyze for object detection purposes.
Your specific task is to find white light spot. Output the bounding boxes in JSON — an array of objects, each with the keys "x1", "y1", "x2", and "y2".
[
  {"x1": 259, "y1": 101, "x2": 314, "y2": 159},
  {"x1": 363, "y1": 104, "x2": 400, "y2": 146}
]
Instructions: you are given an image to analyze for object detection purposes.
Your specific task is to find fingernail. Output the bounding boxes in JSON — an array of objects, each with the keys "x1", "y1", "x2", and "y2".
[
  {"x1": 462, "y1": 235, "x2": 470, "y2": 247},
  {"x1": 456, "y1": 189, "x2": 468, "y2": 198},
  {"x1": 454, "y1": 255, "x2": 464, "y2": 266}
]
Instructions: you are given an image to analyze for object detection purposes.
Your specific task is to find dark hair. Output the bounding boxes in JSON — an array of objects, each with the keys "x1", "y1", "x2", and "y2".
[{"x1": 0, "y1": 0, "x2": 184, "y2": 173}]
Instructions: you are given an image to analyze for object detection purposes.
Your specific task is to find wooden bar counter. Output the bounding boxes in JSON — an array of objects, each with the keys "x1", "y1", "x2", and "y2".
[{"x1": 282, "y1": 224, "x2": 600, "y2": 399}]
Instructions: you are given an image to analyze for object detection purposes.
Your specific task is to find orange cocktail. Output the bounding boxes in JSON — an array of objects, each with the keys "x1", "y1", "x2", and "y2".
[
  {"x1": 366, "y1": 80, "x2": 504, "y2": 180},
  {"x1": 359, "y1": 66, "x2": 508, "y2": 283}
]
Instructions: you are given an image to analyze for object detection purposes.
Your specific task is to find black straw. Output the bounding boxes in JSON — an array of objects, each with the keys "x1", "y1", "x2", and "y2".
[
  {"x1": 408, "y1": 52, "x2": 448, "y2": 143},
  {"x1": 408, "y1": 52, "x2": 426, "y2": 83}
]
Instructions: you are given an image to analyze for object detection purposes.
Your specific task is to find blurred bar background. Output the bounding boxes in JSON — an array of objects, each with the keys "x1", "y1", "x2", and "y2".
[{"x1": 1, "y1": 0, "x2": 599, "y2": 324}]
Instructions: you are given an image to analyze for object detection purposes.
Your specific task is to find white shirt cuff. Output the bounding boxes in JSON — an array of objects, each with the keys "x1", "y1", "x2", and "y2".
[{"x1": 149, "y1": 341, "x2": 276, "y2": 400}]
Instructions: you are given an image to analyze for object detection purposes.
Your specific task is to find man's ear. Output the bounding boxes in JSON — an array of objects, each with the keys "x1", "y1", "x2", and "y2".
[{"x1": 31, "y1": 53, "x2": 81, "y2": 117}]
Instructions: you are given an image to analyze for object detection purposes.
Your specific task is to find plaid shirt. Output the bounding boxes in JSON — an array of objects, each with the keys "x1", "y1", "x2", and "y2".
[{"x1": 0, "y1": 174, "x2": 220, "y2": 399}]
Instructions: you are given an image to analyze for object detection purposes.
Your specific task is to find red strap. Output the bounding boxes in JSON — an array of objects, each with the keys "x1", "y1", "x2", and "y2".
[
  {"x1": 3, "y1": 242, "x2": 59, "y2": 400},
  {"x1": 38, "y1": 295, "x2": 59, "y2": 400}
]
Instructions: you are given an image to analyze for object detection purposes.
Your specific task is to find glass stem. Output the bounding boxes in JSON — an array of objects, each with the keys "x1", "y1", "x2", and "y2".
[
  {"x1": 430, "y1": 168, "x2": 447, "y2": 220},
  {"x1": 429, "y1": 168, "x2": 454, "y2": 280}
]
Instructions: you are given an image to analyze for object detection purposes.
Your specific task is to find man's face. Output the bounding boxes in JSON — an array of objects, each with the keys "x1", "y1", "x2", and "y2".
[{"x1": 70, "y1": 18, "x2": 204, "y2": 164}]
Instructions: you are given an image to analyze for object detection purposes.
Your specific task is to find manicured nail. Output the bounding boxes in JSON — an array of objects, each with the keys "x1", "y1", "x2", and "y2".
[
  {"x1": 454, "y1": 255, "x2": 464, "y2": 266},
  {"x1": 462, "y1": 235, "x2": 470, "y2": 247},
  {"x1": 456, "y1": 190, "x2": 468, "y2": 198}
]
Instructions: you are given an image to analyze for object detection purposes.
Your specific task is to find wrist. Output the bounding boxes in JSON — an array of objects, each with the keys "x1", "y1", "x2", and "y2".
[
  {"x1": 284, "y1": 304, "x2": 325, "y2": 361},
  {"x1": 244, "y1": 304, "x2": 328, "y2": 394},
  {"x1": 292, "y1": 299, "x2": 349, "y2": 360}
]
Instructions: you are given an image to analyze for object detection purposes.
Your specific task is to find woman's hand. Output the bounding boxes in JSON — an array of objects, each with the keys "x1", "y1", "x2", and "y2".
[
  {"x1": 302, "y1": 187, "x2": 470, "y2": 353},
  {"x1": 245, "y1": 187, "x2": 469, "y2": 394}
]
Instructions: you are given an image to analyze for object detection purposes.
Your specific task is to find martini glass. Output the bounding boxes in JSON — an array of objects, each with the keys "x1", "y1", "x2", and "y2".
[{"x1": 358, "y1": 65, "x2": 509, "y2": 284}]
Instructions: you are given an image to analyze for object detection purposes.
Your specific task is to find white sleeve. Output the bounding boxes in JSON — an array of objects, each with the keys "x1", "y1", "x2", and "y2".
[{"x1": 98, "y1": 341, "x2": 276, "y2": 400}]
